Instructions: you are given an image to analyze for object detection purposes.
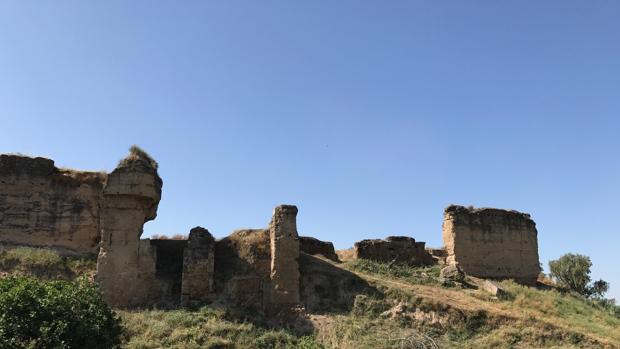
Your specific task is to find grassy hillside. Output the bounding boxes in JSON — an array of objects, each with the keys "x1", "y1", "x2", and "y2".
[{"x1": 1, "y1": 247, "x2": 618, "y2": 348}]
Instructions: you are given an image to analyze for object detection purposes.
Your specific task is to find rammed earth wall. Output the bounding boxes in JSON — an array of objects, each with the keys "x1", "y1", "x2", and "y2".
[{"x1": 442, "y1": 205, "x2": 540, "y2": 285}]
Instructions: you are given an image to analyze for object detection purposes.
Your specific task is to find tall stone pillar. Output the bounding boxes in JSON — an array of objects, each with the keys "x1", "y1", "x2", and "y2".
[
  {"x1": 268, "y1": 205, "x2": 300, "y2": 306},
  {"x1": 181, "y1": 226, "x2": 215, "y2": 307},
  {"x1": 96, "y1": 150, "x2": 163, "y2": 307}
]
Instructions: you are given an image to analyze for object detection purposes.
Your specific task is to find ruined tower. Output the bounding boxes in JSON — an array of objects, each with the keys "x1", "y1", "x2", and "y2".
[
  {"x1": 442, "y1": 205, "x2": 540, "y2": 285},
  {"x1": 96, "y1": 148, "x2": 163, "y2": 306},
  {"x1": 268, "y1": 205, "x2": 301, "y2": 307}
]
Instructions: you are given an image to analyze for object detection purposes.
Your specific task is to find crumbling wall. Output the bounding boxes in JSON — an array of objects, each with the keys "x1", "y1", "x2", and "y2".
[
  {"x1": 181, "y1": 227, "x2": 215, "y2": 307},
  {"x1": 214, "y1": 229, "x2": 271, "y2": 308},
  {"x1": 299, "y1": 236, "x2": 339, "y2": 262},
  {"x1": 442, "y1": 205, "x2": 540, "y2": 284},
  {"x1": 95, "y1": 151, "x2": 163, "y2": 307},
  {"x1": 353, "y1": 236, "x2": 434, "y2": 266},
  {"x1": 426, "y1": 247, "x2": 448, "y2": 265},
  {"x1": 0, "y1": 155, "x2": 105, "y2": 255},
  {"x1": 213, "y1": 205, "x2": 301, "y2": 310},
  {"x1": 268, "y1": 205, "x2": 301, "y2": 307}
]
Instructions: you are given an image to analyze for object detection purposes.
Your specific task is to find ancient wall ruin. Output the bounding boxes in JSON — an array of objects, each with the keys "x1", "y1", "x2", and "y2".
[
  {"x1": 268, "y1": 205, "x2": 301, "y2": 307},
  {"x1": 0, "y1": 155, "x2": 105, "y2": 255},
  {"x1": 1, "y1": 149, "x2": 546, "y2": 311},
  {"x1": 299, "y1": 236, "x2": 339, "y2": 262},
  {"x1": 442, "y1": 205, "x2": 540, "y2": 284},
  {"x1": 181, "y1": 227, "x2": 215, "y2": 307},
  {"x1": 95, "y1": 151, "x2": 164, "y2": 306},
  {"x1": 353, "y1": 236, "x2": 434, "y2": 266}
]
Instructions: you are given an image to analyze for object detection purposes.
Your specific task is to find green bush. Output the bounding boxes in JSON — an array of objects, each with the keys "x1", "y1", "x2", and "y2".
[
  {"x1": 549, "y1": 253, "x2": 592, "y2": 295},
  {"x1": 548, "y1": 253, "x2": 610, "y2": 299},
  {"x1": 0, "y1": 276, "x2": 122, "y2": 349}
]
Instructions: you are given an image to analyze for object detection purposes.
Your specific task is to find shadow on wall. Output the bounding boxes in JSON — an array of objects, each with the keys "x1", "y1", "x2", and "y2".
[{"x1": 300, "y1": 253, "x2": 380, "y2": 314}]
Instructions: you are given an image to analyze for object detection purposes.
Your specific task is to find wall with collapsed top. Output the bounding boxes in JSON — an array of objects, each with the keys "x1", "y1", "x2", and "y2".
[
  {"x1": 0, "y1": 155, "x2": 106, "y2": 255},
  {"x1": 442, "y1": 205, "x2": 540, "y2": 284},
  {"x1": 353, "y1": 236, "x2": 434, "y2": 266}
]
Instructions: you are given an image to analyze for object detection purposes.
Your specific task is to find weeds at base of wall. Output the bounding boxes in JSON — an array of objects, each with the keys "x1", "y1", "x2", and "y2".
[{"x1": 0, "y1": 247, "x2": 96, "y2": 280}]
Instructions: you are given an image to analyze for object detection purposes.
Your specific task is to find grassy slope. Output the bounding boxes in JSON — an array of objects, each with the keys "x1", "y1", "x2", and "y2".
[
  {"x1": 342, "y1": 259, "x2": 620, "y2": 348},
  {"x1": 1, "y1": 247, "x2": 618, "y2": 348}
]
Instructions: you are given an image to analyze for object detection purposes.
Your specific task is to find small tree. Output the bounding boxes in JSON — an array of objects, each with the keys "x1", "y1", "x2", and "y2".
[
  {"x1": 590, "y1": 279, "x2": 610, "y2": 299},
  {"x1": 548, "y1": 253, "x2": 609, "y2": 298}
]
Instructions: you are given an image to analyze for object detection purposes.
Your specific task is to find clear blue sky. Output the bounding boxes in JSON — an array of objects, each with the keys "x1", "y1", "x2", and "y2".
[{"x1": 1, "y1": 1, "x2": 618, "y2": 299}]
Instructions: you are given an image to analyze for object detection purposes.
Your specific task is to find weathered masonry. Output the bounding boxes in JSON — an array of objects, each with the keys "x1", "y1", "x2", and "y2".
[
  {"x1": 353, "y1": 236, "x2": 434, "y2": 266},
  {"x1": 0, "y1": 148, "x2": 544, "y2": 310},
  {"x1": 442, "y1": 205, "x2": 541, "y2": 285},
  {"x1": 0, "y1": 155, "x2": 105, "y2": 255}
]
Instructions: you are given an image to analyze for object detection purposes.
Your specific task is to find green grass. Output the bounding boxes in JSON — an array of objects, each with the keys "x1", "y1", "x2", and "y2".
[
  {"x1": 343, "y1": 259, "x2": 442, "y2": 286},
  {"x1": 496, "y1": 280, "x2": 620, "y2": 344},
  {"x1": 334, "y1": 259, "x2": 614, "y2": 348},
  {"x1": 120, "y1": 307, "x2": 323, "y2": 349},
  {"x1": 0, "y1": 247, "x2": 96, "y2": 279},
  {"x1": 2, "y1": 248, "x2": 617, "y2": 348}
]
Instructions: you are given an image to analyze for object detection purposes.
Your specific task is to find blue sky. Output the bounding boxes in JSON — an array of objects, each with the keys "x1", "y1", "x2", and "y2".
[{"x1": 1, "y1": 1, "x2": 618, "y2": 299}]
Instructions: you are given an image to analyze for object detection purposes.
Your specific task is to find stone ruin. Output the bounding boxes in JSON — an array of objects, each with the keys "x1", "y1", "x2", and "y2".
[
  {"x1": 0, "y1": 149, "x2": 543, "y2": 312},
  {"x1": 299, "y1": 236, "x2": 339, "y2": 262},
  {"x1": 442, "y1": 205, "x2": 541, "y2": 285},
  {"x1": 352, "y1": 236, "x2": 434, "y2": 266},
  {"x1": 0, "y1": 154, "x2": 105, "y2": 255}
]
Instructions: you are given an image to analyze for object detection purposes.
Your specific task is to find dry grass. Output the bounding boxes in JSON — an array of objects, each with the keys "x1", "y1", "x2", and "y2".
[
  {"x1": 334, "y1": 259, "x2": 618, "y2": 348},
  {"x1": 3, "y1": 247, "x2": 617, "y2": 348},
  {"x1": 118, "y1": 145, "x2": 159, "y2": 170},
  {"x1": 120, "y1": 307, "x2": 323, "y2": 349},
  {"x1": 0, "y1": 247, "x2": 96, "y2": 280},
  {"x1": 335, "y1": 248, "x2": 355, "y2": 262}
]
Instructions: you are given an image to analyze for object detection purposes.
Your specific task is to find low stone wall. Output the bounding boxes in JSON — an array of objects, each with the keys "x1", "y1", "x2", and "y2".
[
  {"x1": 299, "y1": 236, "x2": 339, "y2": 262},
  {"x1": 353, "y1": 236, "x2": 434, "y2": 266},
  {"x1": 442, "y1": 205, "x2": 540, "y2": 284}
]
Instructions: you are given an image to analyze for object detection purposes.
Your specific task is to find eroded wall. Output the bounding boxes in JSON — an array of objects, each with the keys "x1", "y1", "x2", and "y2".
[
  {"x1": 299, "y1": 236, "x2": 339, "y2": 262},
  {"x1": 0, "y1": 155, "x2": 105, "y2": 255},
  {"x1": 181, "y1": 227, "x2": 215, "y2": 307},
  {"x1": 96, "y1": 154, "x2": 164, "y2": 307},
  {"x1": 442, "y1": 205, "x2": 540, "y2": 284},
  {"x1": 268, "y1": 205, "x2": 301, "y2": 307},
  {"x1": 353, "y1": 236, "x2": 434, "y2": 266}
]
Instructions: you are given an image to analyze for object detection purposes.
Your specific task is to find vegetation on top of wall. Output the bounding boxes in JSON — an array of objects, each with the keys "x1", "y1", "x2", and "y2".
[{"x1": 118, "y1": 145, "x2": 159, "y2": 170}]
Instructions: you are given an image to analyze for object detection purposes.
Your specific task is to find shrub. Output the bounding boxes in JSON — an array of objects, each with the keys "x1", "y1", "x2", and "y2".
[
  {"x1": 549, "y1": 253, "x2": 595, "y2": 296},
  {"x1": 590, "y1": 279, "x2": 609, "y2": 299},
  {"x1": 0, "y1": 276, "x2": 122, "y2": 349}
]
